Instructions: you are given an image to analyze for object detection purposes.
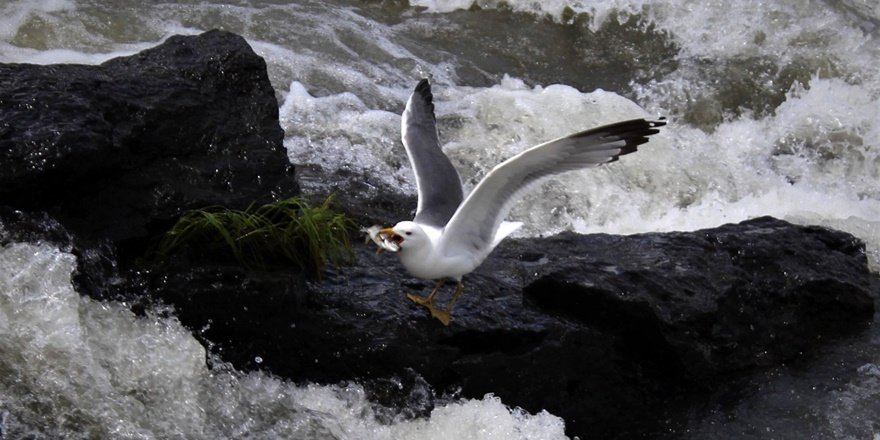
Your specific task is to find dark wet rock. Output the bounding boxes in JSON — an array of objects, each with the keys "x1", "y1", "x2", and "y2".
[
  {"x1": 135, "y1": 213, "x2": 876, "y2": 439},
  {"x1": 521, "y1": 218, "x2": 876, "y2": 379},
  {"x1": 0, "y1": 30, "x2": 295, "y2": 246},
  {"x1": 0, "y1": 207, "x2": 74, "y2": 249},
  {"x1": 0, "y1": 208, "x2": 123, "y2": 299},
  {"x1": 295, "y1": 163, "x2": 416, "y2": 228},
  {"x1": 292, "y1": 216, "x2": 876, "y2": 439}
]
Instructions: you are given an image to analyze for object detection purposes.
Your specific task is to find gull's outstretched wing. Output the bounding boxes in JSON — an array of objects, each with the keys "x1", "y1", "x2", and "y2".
[
  {"x1": 402, "y1": 79, "x2": 464, "y2": 228},
  {"x1": 439, "y1": 118, "x2": 666, "y2": 256}
]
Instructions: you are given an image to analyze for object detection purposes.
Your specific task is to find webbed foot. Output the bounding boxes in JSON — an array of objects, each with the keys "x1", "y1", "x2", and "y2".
[
  {"x1": 429, "y1": 308, "x2": 451, "y2": 326},
  {"x1": 406, "y1": 292, "x2": 433, "y2": 306},
  {"x1": 406, "y1": 293, "x2": 451, "y2": 325}
]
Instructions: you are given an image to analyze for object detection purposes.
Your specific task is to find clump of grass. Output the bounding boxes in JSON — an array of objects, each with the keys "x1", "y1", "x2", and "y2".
[{"x1": 158, "y1": 196, "x2": 355, "y2": 275}]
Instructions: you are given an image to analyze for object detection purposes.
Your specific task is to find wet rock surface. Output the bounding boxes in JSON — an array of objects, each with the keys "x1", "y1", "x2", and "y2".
[
  {"x1": 1, "y1": 31, "x2": 878, "y2": 440},
  {"x1": 230, "y1": 215, "x2": 874, "y2": 439},
  {"x1": 0, "y1": 30, "x2": 295, "y2": 246}
]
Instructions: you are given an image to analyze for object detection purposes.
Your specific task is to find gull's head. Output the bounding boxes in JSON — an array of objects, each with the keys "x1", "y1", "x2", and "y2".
[{"x1": 379, "y1": 221, "x2": 427, "y2": 251}]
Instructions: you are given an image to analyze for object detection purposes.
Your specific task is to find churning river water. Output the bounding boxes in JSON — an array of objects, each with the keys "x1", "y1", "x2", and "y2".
[{"x1": 1, "y1": 0, "x2": 879, "y2": 438}]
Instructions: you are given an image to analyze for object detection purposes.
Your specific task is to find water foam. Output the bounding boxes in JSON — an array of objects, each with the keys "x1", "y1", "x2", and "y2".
[
  {"x1": 0, "y1": 242, "x2": 568, "y2": 439},
  {"x1": 627, "y1": 75, "x2": 880, "y2": 268},
  {"x1": 409, "y1": 0, "x2": 650, "y2": 30},
  {"x1": 280, "y1": 80, "x2": 415, "y2": 191},
  {"x1": 0, "y1": 0, "x2": 202, "y2": 64},
  {"x1": 345, "y1": 0, "x2": 880, "y2": 270},
  {"x1": 280, "y1": 70, "x2": 880, "y2": 268}
]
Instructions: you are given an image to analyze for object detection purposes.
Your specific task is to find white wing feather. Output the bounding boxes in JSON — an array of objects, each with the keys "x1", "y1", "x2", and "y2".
[{"x1": 438, "y1": 118, "x2": 665, "y2": 258}]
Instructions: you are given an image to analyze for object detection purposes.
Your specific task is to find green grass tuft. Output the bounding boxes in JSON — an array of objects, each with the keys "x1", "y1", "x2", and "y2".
[{"x1": 158, "y1": 196, "x2": 355, "y2": 275}]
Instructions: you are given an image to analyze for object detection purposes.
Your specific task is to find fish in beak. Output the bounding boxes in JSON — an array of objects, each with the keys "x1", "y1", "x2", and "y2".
[
  {"x1": 361, "y1": 225, "x2": 403, "y2": 253},
  {"x1": 377, "y1": 227, "x2": 404, "y2": 253}
]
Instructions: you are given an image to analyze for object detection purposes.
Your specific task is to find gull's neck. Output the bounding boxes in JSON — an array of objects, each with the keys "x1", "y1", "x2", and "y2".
[{"x1": 397, "y1": 223, "x2": 446, "y2": 280}]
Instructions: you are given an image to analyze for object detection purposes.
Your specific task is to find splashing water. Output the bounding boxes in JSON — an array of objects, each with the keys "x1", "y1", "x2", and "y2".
[{"x1": 0, "y1": 242, "x2": 568, "y2": 439}]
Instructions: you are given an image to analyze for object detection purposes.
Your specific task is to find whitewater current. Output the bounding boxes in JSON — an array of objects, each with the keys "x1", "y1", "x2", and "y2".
[{"x1": 1, "y1": 0, "x2": 879, "y2": 438}]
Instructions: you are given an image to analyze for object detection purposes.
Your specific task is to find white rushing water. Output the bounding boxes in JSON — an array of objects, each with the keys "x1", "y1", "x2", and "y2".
[
  {"x1": 0, "y1": 242, "x2": 567, "y2": 439},
  {"x1": 280, "y1": 0, "x2": 880, "y2": 270},
  {"x1": 1, "y1": 0, "x2": 879, "y2": 438}
]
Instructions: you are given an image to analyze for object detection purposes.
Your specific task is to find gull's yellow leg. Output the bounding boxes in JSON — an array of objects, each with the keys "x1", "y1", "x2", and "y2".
[
  {"x1": 407, "y1": 280, "x2": 455, "y2": 326},
  {"x1": 406, "y1": 279, "x2": 444, "y2": 307},
  {"x1": 445, "y1": 281, "x2": 465, "y2": 312},
  {"x1": 428, "y1": 281, "x2": 464, "y2": 327}
]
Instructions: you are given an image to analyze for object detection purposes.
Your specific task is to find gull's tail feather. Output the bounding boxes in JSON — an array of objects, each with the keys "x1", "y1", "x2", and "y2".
[{"x1": 492, "y1": 221, "x2": 523, "y2": 248}]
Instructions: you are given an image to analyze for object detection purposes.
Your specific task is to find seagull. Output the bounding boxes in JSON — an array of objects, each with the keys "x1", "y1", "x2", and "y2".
[{"x1": 373, "y1": 79, "x2": 665, "y2": 325}]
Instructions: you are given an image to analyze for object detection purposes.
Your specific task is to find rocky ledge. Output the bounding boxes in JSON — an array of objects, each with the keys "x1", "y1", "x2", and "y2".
[{"x1": 1, "y1": 31, "x2": 877, "y2": 440}]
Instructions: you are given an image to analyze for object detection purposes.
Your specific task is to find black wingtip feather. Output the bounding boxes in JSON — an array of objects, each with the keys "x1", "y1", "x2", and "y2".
[
  {"x1": 415, "y1": 78, "x2": 433, "y2": 104},
  {"x1": 619, "y1": 145, "x2": 639, "y2": 155},
  {"x1": 412, "y1": 78, "x2": 436, "y2": 123},
  {"x1": 628, "y1": 137, "x2": 651, "y2": 147},
  {"x1": 595, "y1": 117, "x2": 666, "y2": 161}
]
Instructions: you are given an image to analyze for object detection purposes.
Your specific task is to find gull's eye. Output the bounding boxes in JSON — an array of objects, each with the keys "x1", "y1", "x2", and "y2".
[{"x1": 405, "y1": 231, "x2": 412, "y2": 236}]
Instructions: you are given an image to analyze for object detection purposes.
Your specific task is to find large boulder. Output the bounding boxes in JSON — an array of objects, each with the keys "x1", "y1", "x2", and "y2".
[
  {"x1": 136, "y1": 215, "x2": 877, "y2": 439},
  {"x1": 0, "y1": 30, "x2": 295, "y2": 245},
  {"x1": 523, "y1": 218, "x2": 876, "y2": 378}
]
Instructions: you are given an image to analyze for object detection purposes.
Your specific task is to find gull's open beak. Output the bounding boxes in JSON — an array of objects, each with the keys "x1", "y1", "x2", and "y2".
[
  {"x1": 378, "y1": 227, "x2": 404, "y2": 246},
  {"x1": 370, "y1": 227, "x2": 405, "y2": 255}
]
